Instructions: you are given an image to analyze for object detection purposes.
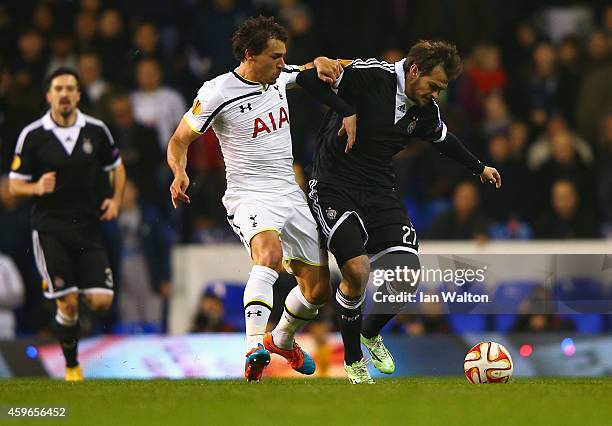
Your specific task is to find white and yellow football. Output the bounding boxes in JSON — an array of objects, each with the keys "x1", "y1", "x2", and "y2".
[{"x1": 464, "y1": 341, "x2": 513, "y2": 384}]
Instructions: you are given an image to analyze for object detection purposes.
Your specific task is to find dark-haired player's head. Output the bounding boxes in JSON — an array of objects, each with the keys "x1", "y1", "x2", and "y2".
[
  {"x1": 232, "y1": 16, "x2": 288, "y2": 84},
  {"x1": 46, "y1": 67, "x2": 81, "y2": 118},
  {"x1": 403, "y1": 40, "x2": 462, "y2": 107}
]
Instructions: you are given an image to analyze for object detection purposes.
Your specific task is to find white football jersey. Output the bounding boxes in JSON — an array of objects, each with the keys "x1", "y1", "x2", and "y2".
[{"x1": 183, "y1": 65, "x2": 302, "y2": 197}]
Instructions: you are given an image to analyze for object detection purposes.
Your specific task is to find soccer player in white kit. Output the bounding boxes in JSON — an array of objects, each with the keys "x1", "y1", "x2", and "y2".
[{"x1": 167, "y1": 16, "x2": 341, "y2": 381}]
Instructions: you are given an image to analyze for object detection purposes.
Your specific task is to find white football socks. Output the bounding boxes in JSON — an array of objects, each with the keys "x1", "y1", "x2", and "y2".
[
  {"x1": 272, "y1": 285, "x2": 322, "y2": 349},
  {"x1": 243, "y1": 265, "x2": 278, "y2": 351}
]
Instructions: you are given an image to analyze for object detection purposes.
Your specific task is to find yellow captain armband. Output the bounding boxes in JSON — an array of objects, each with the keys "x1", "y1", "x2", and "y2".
[{"x1": 337, "y1": 59, "x2": 354, "y2": 67}]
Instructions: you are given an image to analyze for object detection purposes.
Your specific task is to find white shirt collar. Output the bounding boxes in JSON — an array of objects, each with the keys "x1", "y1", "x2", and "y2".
[
  {"x1": 394, "y1": 58, "x2": 415, "y2": 123},
  {"x1": 395, "y1": 58, "x2": 415, "y2": 109},
  {"x1": 42, "y1": 109, "x2": 86, "y2": 130}
]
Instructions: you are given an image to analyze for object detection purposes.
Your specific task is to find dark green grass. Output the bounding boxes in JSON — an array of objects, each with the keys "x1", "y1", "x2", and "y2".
[{"x1": 1, "y1": 378, "x2": 611, "y2": 426}]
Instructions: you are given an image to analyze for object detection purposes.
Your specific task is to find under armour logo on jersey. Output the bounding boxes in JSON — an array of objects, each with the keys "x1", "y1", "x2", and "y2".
[
  {"x1": 273, "y1": 85, "x2": 283, "y2": 100},
  {"x1": 250, "y1": 214, "x2": 258, "y2": 228},
  {"x1": 246, "y1": 310, "x2": 262, "y2": 317},
  {"x1": 398, "y1": 104, "x2": 406, "y2": 113},
  {"x1": 239, "y1": 103, "x2": 252, "y2": 113}
]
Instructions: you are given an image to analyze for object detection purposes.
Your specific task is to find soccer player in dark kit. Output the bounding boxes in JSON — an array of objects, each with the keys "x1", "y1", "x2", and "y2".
[
  {"x1": 9, "y1": 67, "x2": 125, "y2": 381},
  {"x1": 297, "y1": 41, "x2": 501, "y2": 383}
]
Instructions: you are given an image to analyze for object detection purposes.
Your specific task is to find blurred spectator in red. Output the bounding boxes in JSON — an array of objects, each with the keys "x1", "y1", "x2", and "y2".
[
  {"x1": 458, "y1": 43, "x2": 507, "y2": 123},
  {"x1": 183, "y1": 130, "x2": 228, "y2": 244},
  {"x1": 131, "y1": 57, "x2": 186, "y2": 149},
  {"x1": 427, "y1": 181, "x2": 489, "y2": 242},
  {"x1": 534, "y1": 179, "x2": 600, "y2": 239}
]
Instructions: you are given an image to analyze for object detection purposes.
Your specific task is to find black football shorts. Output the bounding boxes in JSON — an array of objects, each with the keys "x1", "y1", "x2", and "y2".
[
  {"x1": 32, "y1": 225, "x2": 114, "y2": 299},
  {"x1": 307, "y1": 179, "x2": 419, "y2": 261}
]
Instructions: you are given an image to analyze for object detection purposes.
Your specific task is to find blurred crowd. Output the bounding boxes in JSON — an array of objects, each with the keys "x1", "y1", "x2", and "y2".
[{"x1": 1, "y1": 0, "x2": 611, "y2": 336}]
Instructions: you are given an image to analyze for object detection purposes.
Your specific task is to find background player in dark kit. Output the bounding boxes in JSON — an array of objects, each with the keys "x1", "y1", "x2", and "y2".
[
  {"x1": 9, "y1": 67, "x2": 125, "y2": 381},
  {"x1": 297, "y1": 41, "x2": 501, "y2": 383}
]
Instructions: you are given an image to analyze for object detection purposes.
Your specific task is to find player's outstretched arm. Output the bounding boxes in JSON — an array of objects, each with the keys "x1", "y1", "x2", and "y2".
[
  {"x1": 296, "y1": 68, "x2": 358, "y2": 152},
  {"x1": 167, "y1": 118, "x2": 201, "y2": 208},
  {"x1": 434, "y1": 132, "x2": 502, "y2": 189}
]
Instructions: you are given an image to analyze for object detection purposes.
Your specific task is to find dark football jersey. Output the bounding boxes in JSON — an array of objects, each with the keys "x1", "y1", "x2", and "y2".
[
  {"x1": 9, "y1": 110, "x2": 121, "y2": 232},
  {"x1": 312, "y1": 58, "x2": 447, "y2": 190}
]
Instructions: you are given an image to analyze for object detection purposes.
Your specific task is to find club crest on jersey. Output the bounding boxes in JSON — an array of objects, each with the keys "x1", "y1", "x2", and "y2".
[
  {"x1": 192, "y1": 99, "x2": 202, "y2": 115},
  {"x1": 11, "y1": 155, "x2": 21, "y2": 171},
  {"x1": 82, "y1": 138, "x2": 93, "y2": 154},
  {"x1": 250, "y1": 214, "x2": 258, "y2": 228},
  {"x1": 398, "y1": 104, "x2": 406, "y2": 113},
  {"x1": 326, "y1": 207, "x2": 337, "y2": 220},
  {"x1": 406, "y1": 117, "x2": 418, "y2": 135}
]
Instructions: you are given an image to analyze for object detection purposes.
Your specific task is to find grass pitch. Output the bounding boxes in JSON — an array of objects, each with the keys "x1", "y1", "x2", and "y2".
[{"x1": 1, "y1": 378, "x2": 611, "y2": 425}]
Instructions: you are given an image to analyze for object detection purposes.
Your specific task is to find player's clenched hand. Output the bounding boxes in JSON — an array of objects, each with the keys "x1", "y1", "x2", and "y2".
[
  {"x1": 100, "y1": 198, "x2": 120, "y2": 221},
  {"x1": 480, "y1": 166, "x2": 502, "y2": 189},
  {"x1": 35, "y1": 171, "x2": 56, "y2": 196},
  {"x1": 313, "y1": 57, "x2": 342, "y2": 84},
  {"x1": 339, "y1": 114, "x2": 357, "y2": 153},
  {"x1": 170, "y1": 171, "x2": 190, "y2": 208}
]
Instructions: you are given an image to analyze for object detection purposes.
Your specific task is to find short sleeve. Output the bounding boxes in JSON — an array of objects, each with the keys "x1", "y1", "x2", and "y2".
[
  {"x1": 277, "y1": 65, "x2": 301, "y2": 89},
  {"x1": 183, "y1": 81, "x2": 225, "y2": 134},
  {"x1": 9, "y1": 129, "x2": 36, "y2": 181},
  {"x1": 417, "y1": 100, "x2": 447, "y2": 143},
  {"x1": 99, "y1": 123, "x2": 122, "y2": 172}
]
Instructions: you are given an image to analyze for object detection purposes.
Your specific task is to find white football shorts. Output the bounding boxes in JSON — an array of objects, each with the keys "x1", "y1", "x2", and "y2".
[{"x1": 224, "y1": 189, "x2": 328, "y2": 269}]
